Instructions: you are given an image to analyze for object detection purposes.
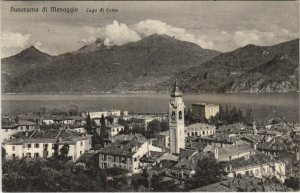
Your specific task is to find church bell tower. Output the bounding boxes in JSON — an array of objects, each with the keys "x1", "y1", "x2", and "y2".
[{"x1": 169, "y1": 80, "x2": 185, "y2": 154}]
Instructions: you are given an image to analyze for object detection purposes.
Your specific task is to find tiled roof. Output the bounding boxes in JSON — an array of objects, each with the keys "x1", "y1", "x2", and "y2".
[
  {"x1": 140, "y1": 151, "x2": 165, "y2": 163},
  {"x1": 200, "y1": 133, "x2": 239, "y2": 143},
  {"x1": 111, "y1": 133, "x2": 147, "y2": 143},
  {"x1": 240, "y1": 134, "x2": 265, "y2": 143},
  {"x1": 3, "y1": 129, "x2": 91, "y2": 145},
  {"x1": 186, "y1": 141, "x2": 206, "y2": 151},
  {"x1": 218, "y1": 144, "x2": 254, "y2": 159},
  {"x1": 173, "y1": 158, "x2": 196, "y2": 171},
  {"x1": 226, "y1": 151, "x2": 273, "y2": 170},
  {"x1": 185, "y1": 123, "x2": 215, "y2": 130},
  {"x1": 191, "y1": 176, "x2": 290, "y2": 192},
  {"x1": 179, "y1": 149, "x2": 198, "y2": 159},
  {"x1": 190, "y1": 179, "x2": 235, "y2": 192},
  {"x1": 2, "y1": 118, "x2": 36, "y2": 129},
  {"x1": 99, "y1": 140, "x2": 144, "y2": 157}
]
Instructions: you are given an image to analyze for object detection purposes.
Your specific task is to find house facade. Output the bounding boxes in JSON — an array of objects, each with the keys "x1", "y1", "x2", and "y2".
[
  {"x1": 2, "y1": 129, "x2": 92, "y2": 161},
  {"x1": 185, "y1": 123, "x2": 216, "y2": 137},
  {"x1": 99, "y1": 140, "x2": 162, "y2": 173}
]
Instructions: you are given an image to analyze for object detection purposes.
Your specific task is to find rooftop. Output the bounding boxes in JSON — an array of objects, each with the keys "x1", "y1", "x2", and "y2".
[
  {"x1": 225, "y1": 151, "x2": 275, "y2": 170},
  {"x1": 185, "y1": 123, "x2": 216, "y2": 130},
  {"x1": 140, "y1": 151, "x2": 166, "y2": 163},
  {"x1": 99, "y1": 140, "x2": 144, "y2": 157},
  {"x1": 3, "y1": 129, "x2": 91, "y2": 145},
  {"x1": 218, "y1": 144, "x2": 254, "y2": 159}
]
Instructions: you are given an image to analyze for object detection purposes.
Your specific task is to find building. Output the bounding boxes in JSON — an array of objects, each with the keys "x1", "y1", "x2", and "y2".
[
  {"x1": 225, "y1": 152, "x2": 286, "y2": 182},
  {"x1": 192, "y1": 103, "x2": 219, "y2": 120},
  {"x1": 82, "y1": 109, "x2": 121, "y2": 119},
  {"x1": 203, "y1": 144, "x2": 256, "y2": 162},
  {"x1": 1, "y1": 119, "x2": 36, "y2": 140},
  {"x1": 157, "y1": 130, "x2": 170, "y2": 150},
  {"x1": 106, "y1": 124, "x2": 125, "y2": 138},
  {"x1": 98, "y1": 140, "x2": 162, "y2": 173},
  {"x1": 185, "y1": 123, "x2": 216, "y2": 137},
  {"x1": 2, "y1": 129, "x2": 92, "y2": 161},
  {"x1": 169, "y1": 81, "x2": 185, "y2": 154}
]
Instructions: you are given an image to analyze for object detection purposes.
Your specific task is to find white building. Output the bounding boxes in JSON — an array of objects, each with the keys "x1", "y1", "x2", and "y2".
[
  {"x1": 169, "y1": 81, "x2": 185, "y2": 154},
  {"x1": 1, "y1": 120, "x2": 36, "y2": 140},
  {"x1": 106, "y1": 124, "x2": 125, "y2": 137},
  {"x1": 203, "y1": 144, "x2": 286, "y2": 182},
  {"x1": 185, "y1": 123, "x2": 216, "y2": 137},
  {"x1": 192, "y1": 103, "x2": 219, "y2": 120},
  {"x1": 2, "y1": 129, "x2": 92, "y2": 162},
  {"x1": 82, "y1": 109, "x2": 121, "y2": 119},
  {"x1": 99, "y1": 140, "x2": 162, "y2": 173}
]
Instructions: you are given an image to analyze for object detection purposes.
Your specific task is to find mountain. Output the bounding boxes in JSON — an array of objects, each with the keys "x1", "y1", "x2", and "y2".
[
  {"x1": 1, "y1": 34, "x2": 220, "y2": 93},
  {"x1": 164, "y1": 38, "x2": 299, "y2": 93}
]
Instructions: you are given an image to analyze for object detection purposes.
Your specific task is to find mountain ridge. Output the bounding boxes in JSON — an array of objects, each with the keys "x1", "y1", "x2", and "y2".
[{"x1": 1, "y1": 35, "x2": 298, "y2": 93}]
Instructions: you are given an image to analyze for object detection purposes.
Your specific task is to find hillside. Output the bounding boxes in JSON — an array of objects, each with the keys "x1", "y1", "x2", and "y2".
[
  {"x1": 1, "y1": 34, "x2": 220, "y2": 93},
  {"x1": 162, "y1": 39, "x2": 299, "y2": 93}
]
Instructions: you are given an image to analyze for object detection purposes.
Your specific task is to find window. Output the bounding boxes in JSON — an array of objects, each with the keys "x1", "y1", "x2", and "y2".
[
  {"x1": 26, "y1": 125, "x2": 29, "y2": 129},
  {"x1": 171, "y1": 111, "x2": 175, "y2": 120},
  {"x1": 22, "y1": 153, "x2": 24, "y2": 158},
  {"x1": 12, "y1": 154, "x2": 16, "y2": 159},
  {"x1": 134, "y1": 158, "x2": 137, "y2": 162},
  {"x1": 255, "y1": 169, "x2": 259, "y2": 176},
  {"x1": 34, "y1": 153, "x2": 39, "y2": 158},
  {"x1": 80, "y1": 141, "x2": 83, "y2": 146},
  {"x1": 26, "y1": 153, "x2": 31, "y2": 158},
  {"x1": 27, "y1": 144, "x2": 31, "y2": 149},
  {"x1": 202, "y1": 131, "x2": 205, "y2": 135},
  {"x1": 12, "y1": 146, "x2": 15, "y2": 151},
  {"x1": 80, "y1": 151, "x2": 82, "y2": 155},
  {"x1": 117, "y1": 128, "x2": 119, "y2": 132},
  {"x1": 35, "y1": 143, "x2": 39, "y2": 148},
  {"x1": 179, "y1": 111, "x2": 182, "y2": 119}
]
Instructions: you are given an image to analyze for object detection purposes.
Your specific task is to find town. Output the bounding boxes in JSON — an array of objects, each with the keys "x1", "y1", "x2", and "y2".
[{"x1": 2, "y1": 81, "x2": 300, "y2": 192}]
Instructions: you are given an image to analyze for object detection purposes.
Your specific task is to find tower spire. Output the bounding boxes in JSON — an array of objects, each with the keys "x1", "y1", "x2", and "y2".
[{"x1": 171, "y1": 79, "x2": 182, "y2": 97}]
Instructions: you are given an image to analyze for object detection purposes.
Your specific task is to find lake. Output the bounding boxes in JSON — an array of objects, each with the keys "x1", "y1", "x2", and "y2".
[{"x1": 1, "y1": 93, "x2": 299, "y2": 122}]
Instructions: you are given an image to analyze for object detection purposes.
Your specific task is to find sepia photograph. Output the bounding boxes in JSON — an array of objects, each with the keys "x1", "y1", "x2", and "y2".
[{"x1": 1, "y1": 0, "x2": 299, "y2": 192}]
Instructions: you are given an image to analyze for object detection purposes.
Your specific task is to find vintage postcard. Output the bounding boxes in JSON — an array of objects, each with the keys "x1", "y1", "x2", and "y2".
[{"x1": 1, "y1": 0, "x2": 299, "y2": 192}]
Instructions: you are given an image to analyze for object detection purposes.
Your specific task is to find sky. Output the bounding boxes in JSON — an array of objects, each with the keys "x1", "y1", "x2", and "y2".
[{"x1": 1, "y1": 1, "x2": 299, "y2": 57}]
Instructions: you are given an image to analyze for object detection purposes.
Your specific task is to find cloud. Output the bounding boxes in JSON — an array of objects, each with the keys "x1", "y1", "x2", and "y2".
[
  {"x1": 1, "y1": 32, "x2": 30, "y2": 48},
  {"x1": 83, "y1": 20, "x2": 215, "y2": 49},
  {"x1": 83, "y1": 20, "x2": 141, "y2": 46},
  {"x1": 104, "y1": 20, "x2": 141, "y2": 45},
  {"x1": 232, "y1": 27, "x2": 297, "y2": 48},
  {"x1": 233, "y1": 31, "x2": 261, "y2": 46},
  {"x1": 134, "y1": 19, "x2": 214, "y2": 49}
]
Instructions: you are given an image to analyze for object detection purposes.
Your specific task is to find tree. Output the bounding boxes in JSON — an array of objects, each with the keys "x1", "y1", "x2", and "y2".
[
  {"x1": 188, "y1": 154, "x2": 227, "y2": 189},
  {"x1": 2, "y1": 147, "x2": 6, "y2": 159},
  {"x1": 60, "y1": 144, "x2": 70, "y2": 158},
  {"x1": 245, "y1": 106, "x2": 254, "y2": 124},
  {"x1": 85, "y1": 113, "x2": 93, "y2": 134},
  {"x1": 100, "y1": 114, "x2": 107, "y2": 138},
  {"x1": 284, "y1": 177, "x2": 300, "y2": 190}
]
